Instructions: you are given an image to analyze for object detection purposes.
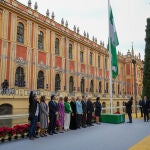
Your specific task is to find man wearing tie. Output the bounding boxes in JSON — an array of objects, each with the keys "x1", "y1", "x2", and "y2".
[
  {"x1": 142, "y1": 96, "x2": 149, "y2": 122},
  {"x1": 48, "y1": 95, "x2": 58, "y2": 135}
]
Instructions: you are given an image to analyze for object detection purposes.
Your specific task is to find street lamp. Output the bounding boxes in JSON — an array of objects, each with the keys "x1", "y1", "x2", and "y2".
[{"x1": 132, "y1": 59, "x2": 137, "y2": 118}]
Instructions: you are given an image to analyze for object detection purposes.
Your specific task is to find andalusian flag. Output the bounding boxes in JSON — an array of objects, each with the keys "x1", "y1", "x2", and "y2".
[{"x1": 108, "y1": 4, "x2": 119, "y2": 79}]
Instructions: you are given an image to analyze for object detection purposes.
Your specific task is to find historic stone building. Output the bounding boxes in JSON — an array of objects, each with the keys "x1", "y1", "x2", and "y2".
[{"x1": 0, "y1": 0, "x2": 143, "y2": 122}]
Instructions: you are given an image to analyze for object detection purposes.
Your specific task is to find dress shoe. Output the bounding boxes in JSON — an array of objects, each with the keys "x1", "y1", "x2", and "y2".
[
  {"x1": 53, "y1": 131, "x2": 58, "y2": 134},
  {"x1": 48, "y1": 132, "x2": 53, "y2": 135},
  {"x1": 33, "y1": 135, "x2": 39, "y2": 138}
]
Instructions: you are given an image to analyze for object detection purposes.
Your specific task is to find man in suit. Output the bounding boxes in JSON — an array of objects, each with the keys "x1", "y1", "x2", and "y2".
[
  {"x1": 142, "y1": 96, "x2": 149, "y2": 122},
  {"x1": 48, "y1": 95, "x2": 58, "y2": 135},
  {"x1": 139, "y1": 96, "x2": 143, "y2": 117},
  {"x1": 125, "y1": 96, "x2": 133, "y2": 123},
  {"x1": 81, "y1": 96, "x2": 87, "y2": 128}
]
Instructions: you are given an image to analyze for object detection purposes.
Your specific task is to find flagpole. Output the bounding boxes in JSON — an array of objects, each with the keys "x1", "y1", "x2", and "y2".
[{"x1": 108, "y1": 0, "x2": 113, "y2": 114}]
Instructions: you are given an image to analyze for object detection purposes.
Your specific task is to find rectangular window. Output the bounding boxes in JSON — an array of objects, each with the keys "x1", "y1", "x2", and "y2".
[
  {"x1": 90, "y1": 52, "x2": 92, "y2": 66},
  {"x1": 98, "y1": 55, "x2": 100, "y2": 68},
  {"x1": 80, "y1": 51, "x2": 83, "y2": 63},
  {"x1": 69, "y1": 44, "x2": 72, "y2": 59},
  {"x1": 105, "y1": 57, "x2": 107, "y2": 70}
]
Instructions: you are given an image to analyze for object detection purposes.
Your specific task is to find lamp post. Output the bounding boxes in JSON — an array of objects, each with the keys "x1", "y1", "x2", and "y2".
[{"x1": 132, "y1": 59, "x2": 137, "y2": 118}]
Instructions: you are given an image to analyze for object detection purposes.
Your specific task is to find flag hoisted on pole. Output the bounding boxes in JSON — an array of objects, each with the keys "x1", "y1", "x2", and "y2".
[{"x1": 108, "y1": 0, "x2": 119, "y2": 114}]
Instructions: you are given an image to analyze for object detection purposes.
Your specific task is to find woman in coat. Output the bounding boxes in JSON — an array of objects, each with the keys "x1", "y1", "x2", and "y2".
[
  {"x1": 57, "y1": 97, "x2": 65, "y2": 133},
  {"x1": 39, "y1": 96, "x2": 48, "y2": 137},
  {"x1": 28, "y1": 93, "x2": 39, "y2": 140},
  {"x1": 64, "y1": 96, "x2": 72, "y2": 131},
  {"x1": 95, "y1": 97, "x2": 102, "y2": 124}
]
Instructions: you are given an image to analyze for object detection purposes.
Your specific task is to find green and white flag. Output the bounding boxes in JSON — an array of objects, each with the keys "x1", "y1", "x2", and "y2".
[{"x1": 108, "y1": 4, "x2": 119, "y2": 79}]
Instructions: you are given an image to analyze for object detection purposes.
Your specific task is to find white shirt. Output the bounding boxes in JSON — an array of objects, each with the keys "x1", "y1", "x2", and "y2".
[{"x1": 35, "y1": 103, "x2": 39, "y2": 116}]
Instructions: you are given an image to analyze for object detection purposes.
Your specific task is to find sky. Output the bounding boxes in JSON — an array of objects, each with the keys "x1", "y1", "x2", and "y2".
[{"x1": 18, "y1": 0, "x2": 150, "y2": 60}]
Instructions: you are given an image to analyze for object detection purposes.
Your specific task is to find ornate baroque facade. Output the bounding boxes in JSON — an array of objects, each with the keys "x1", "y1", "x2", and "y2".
[{"x1": 0, "y1": 0, "x2": 143, "y2": 116}]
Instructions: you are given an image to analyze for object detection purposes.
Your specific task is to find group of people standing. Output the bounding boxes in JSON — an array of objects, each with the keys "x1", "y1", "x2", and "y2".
[
  {"x1": 125, "y1": 95, "x2": 150, "y2": 123},
  {"x1": 28, "y1": 92, "x2": 102, "y2": 140}
]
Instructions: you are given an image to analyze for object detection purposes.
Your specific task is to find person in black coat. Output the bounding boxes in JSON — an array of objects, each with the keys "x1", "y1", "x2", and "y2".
[
  {"x1": 28, "y1": 92, "x2": 40, "y2": 140},
  {"x1": 70, "y1": 97, "x2": 77, "y2": 130},
  {"x1": 139, "y1": 96, "x2": 143, "y2": 117},
  {"x1": 48, "y1": 95, "x2": 58, "y2": 135},
  {"x1": 81, "y1": 96, "x2": 87, "y2": 128},
  {"x1": 87, "y1": 97, "x2": 94, "y2": 126},
  {"x1": 125, "y1": 96, "x2": 133, "y2": 123},
  {"x1": 1, "y1": 79, "x2": 9, "y2": 94},
  {"x1": 95, "y1": 97, "x2": 102, "y2": 124},
  {"x1": 142, "y1": 96, "x2": 149, "y2": 122}
]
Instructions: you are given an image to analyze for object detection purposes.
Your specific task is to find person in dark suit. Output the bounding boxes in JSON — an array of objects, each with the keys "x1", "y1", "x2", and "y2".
[
  {"x1": 125, "y1": 96, "x2": 133, "y2": 123},
  {"x1": 139, "y1": 96, "x2": 143, "y2": 117},
  {"x1": 142, "y1": 96, "x2": 149, "y2": 122},
  {"x1": 70, "y1": 97, "x2": 77, "y2": 130},
  {"x1": 28, "y1": 93, "x2": 40, "y2": 140},
  {"x1": 81, "y1": 96, "x2": 87, "y2": 128},
  {"x1": 87, "y1": 97, "x2": 94, "y2": 126},
  {"x1": 48, "y1": 95, "x2": 58, "y2": 135},
  {"x1": 95, "y1": 97, "x2": 102, "y2": 124},
  {"x1": 1, "y1": 79, "x2": 9, "y2": 94}
]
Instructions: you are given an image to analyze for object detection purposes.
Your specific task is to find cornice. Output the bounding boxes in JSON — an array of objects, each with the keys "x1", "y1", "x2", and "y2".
[{"x1": 0, "y1": 1, "x2": 107, "y2": 55}]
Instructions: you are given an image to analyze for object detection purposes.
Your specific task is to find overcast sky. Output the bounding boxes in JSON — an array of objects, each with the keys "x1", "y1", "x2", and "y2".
[{"x1": 18, "y1": 0, "x2": 150, "y2": 59}]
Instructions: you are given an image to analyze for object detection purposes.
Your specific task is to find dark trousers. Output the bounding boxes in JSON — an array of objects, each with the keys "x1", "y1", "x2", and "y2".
[
  {"x1": 2, "y1": 87, "x2": 8, "y2": 94},
  {"x1": 48, "y1": 113, "x2": 56, "y2": 133},
  {"x1": 76, "y1": 114, "x2": 82, "y2": 128},
  {"x1": 143, "y1": 110, "x2": 149, "y2": 122},
  {"x1": 29, "y1": 116, "x2": 38, "y2": 138},
  {"x1": 82, "y1": 113, "x2": 86, "y2": 127},
  {"x1": 139, "y1": 107, "x2": 143, "y2": 117},
  {"x1": 127, "y1": 113, "x2": 132, "y2": 123},
  {"x1": 87, "y1": 112, "x2": 92, "y2": 125}
]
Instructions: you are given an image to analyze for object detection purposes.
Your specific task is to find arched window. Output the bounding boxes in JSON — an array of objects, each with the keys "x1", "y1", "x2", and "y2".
[
  {"x1": 69, "y1": 76, "x2": 74, "y2": 93},
  {"x1": 55, "y1": 74, "x2": 60, "y2": 91},
  {"x1": 81, "y1": 77, "x2": 85, "y2": 93},
  {"x1": 90, "y1": 52, "x2": 92, "y2": 66},
  {"x1": 106, "y1": 82, "x2": 108, "y2": 93},
  {"x1": 98, "y1": 55, "x2": 100, "y2": 68},
  {"x1": 37, "y1": 71, "x2": 44, "y2": 89},
  {"x1": 102, "y1": 102, "x2": 106, "y2": 113},
  {"x1": 15, "y1": 67, "x2": 25, "y2": 87},
  {"x1": 90, "y1": 80, "x2": 94, "y2": 93},
  {"x1": 123, "y1": 101, "x2": 125, "y2": 112},
  {"x1": 17, "y1": 22, "x2": 24, "y2": 43},
  {"x1": 0, "y1": 104, "x2": 12, "y2": 127},
  {"x1": 69, "y1": 44, "x2": 72, "y2": 59},
  {"x1": 112, "y1": 83, "x2": 115, "y2": 94},
  {"x1": 118, "y1": 84, "x2": 120, "y2": 94},
  {"x1": 99, "y1": 81, "x2": 102, "y2": 93},
  {"x1": 55, "y1": 38, "x2": 59, "y2": 55},
  {"x1": 38, "y1": 31, "x2": 44, "y2": 50},
  {"x1": 117, "y1": 101, "x2": 120, "y2": 112}
]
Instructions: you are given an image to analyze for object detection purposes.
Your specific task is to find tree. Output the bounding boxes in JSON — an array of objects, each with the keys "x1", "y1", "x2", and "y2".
[{"x1": 142, "y1": 18, "x2": 150, "y2": 99}]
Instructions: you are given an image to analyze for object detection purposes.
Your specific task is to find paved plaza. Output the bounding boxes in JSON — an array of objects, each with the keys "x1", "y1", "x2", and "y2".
[{"x1": 0, "y1": 119, "x2": 150, "y2": 150}]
